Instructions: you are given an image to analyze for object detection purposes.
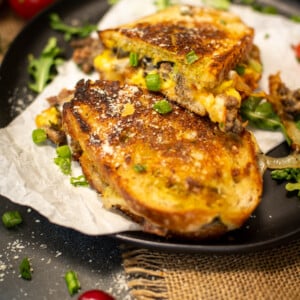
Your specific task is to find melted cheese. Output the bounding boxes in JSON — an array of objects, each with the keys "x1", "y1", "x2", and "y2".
[{"x1": 94, "y1": 50, "x2": 243, "y2": 125}]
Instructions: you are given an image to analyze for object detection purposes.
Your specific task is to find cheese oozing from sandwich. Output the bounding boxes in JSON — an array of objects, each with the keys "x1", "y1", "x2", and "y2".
[{"x1": 94, "y1": 5, "x2": 262, "y2": 133}]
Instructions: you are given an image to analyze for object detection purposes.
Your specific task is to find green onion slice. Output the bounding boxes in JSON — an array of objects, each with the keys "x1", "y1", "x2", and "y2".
[
  {"x1": 32, "y1": 128, "x2": 47, "y2": 144},
  {"x1": 20, "y1": 257, "x2": 32, "y2": 280},
  {"x1": 153, "y1": 99, "x2": 172, "y2": 114},
  {"x1": 186, "y1": 50, "x2": 199, "y2": 64},
  {"x1": 65, "y1": 270, "x2": 81, "y2": 296},
  {"x1": 129, "y1": 52, "x2": 138, "y2": 67},
  {"x1": 70, "y1": 175, "x2": 89, "y2": 187},
  {"x1": 54, "y1": 157, "x2": 71, "y2": 175},
  {"x1": 2, "y1": 211, "x2": 23, "y2": 229},
  {"x1": 133, "y1": 164, "x2": 147, "y2": 173},
  {"x1": 145, "y1": 73, "x2": 161, "y2": 92},
  {"x1": 56, "y1": 145, "x2": 72, "y2": 158}
]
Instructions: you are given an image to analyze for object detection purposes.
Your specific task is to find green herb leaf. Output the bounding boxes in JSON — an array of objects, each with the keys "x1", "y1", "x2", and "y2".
[
  {"x1": 235, "y1": 64, "x2": 246, "y2": 75},
  {"x1": 107, "y1": 0, "x2": 120, "y2": 5},
  {"x1": 240, "y1": 96, "x2": 291, "y2": 145},
  {"x1": 2, "y1": 211, "x2": 23, "y2": 229},
  {"x1": 32, "y1": 128, "x2": 47, "y2": 145},
  {"x1": 28, "y1": 37, "x2": 64, "y2": 93},
  {"x1": 153, "y1": 99, "x2": 173, "y2": 114},
  {"x1": 186, "y1": 50, "x2": 199, "y2": 64},
  {"x1": 54, "y1": 145, "x2": 72, "y2": 175},
  {"x1": 271, "y1": 168, "x2": 300, "y2": 197},
  {"x1": 271, "y1": 168, "x2": 300, "y2": 182},
  {"x1": 49, "y1": 13, "x2": 98, "y2": 41},
  {"x1": 19, "y1": 258, "x2": 32, "y2": 280},
  {"x1": 70, "y1": 175, "x2": 89, "y2": 187},
  {"x1": 65, "y1": 270, "x2": 81, "y2": 296},
  {"x1": 251, "y1": 3, "x2": 277, "y2": 14},
  {"x1": 291, "y1": 15, "x2": 300, "y2": 23}
]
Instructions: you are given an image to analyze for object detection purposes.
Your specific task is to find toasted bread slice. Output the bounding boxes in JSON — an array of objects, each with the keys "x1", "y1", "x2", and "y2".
[
  {"x1": 63, "y1": 79, "x2": 263, "y2": 238},
  {"x1": 94, "y1": 5, "x2": 261, "y2": 133}
]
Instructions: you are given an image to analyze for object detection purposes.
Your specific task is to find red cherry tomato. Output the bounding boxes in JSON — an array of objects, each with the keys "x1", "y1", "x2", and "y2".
[
  {"x1": 78, "y1": 289, "x2": 115, "y2": 300},
  {"x1": 292, "y1": 43, "x2": 300, "y2": 61},
  {"x1": 8, "y1": 0, "x2": 55, "y2": 19}
]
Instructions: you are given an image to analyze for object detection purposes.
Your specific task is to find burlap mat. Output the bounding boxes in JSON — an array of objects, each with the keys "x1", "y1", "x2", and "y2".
[{"x1": 121, "y1": 237, "x2": 300, "y2": 299}]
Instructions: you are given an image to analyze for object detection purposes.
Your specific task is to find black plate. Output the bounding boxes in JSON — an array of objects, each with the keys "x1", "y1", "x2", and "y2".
[{"x1": 1, "y1": 0, "x2": 300, "y2": 254}]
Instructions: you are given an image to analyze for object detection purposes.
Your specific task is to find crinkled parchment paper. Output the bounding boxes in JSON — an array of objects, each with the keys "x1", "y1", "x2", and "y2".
[{"x1": 0, "y1": 0, "x2": 300, "y2": 235}]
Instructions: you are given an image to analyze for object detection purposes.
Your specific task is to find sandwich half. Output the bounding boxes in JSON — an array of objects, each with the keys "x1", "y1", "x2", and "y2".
[
  {"x1": 94, "y1": 5, "x2": 262, "y2": 133},
  {"x1": 62, "y1": 79, "x2": 263, "y2": 238}
]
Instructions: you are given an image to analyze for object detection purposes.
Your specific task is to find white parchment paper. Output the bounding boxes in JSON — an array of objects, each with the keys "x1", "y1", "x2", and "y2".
[{"x1": 0, "y1": 0, "x2": 300, "y2": 235}]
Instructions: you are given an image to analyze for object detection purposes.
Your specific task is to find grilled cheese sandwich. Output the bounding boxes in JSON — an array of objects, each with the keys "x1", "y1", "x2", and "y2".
[
  {"x1": 94, "y1": 5, "x2": 262, "y2": 133},
  {"x1": 62, "y1": 79, "x2": 263, "y2": 238}
]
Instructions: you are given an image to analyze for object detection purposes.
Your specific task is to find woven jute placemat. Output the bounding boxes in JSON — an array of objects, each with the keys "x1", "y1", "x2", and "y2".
[{"x1": 121, "y1": 237, "x2": 300, "y2": 300}]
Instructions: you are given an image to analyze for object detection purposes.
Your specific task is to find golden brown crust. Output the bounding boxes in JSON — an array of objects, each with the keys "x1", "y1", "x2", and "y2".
[
  {"x1": 98, "y1": 5, "x2": 254, "y2": 87},
  {"x1": 63, "y1": 79, "x2": 263, "y2": 238}
]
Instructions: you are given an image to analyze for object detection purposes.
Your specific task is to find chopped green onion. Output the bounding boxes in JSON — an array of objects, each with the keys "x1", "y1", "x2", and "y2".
[
  {"x1": 54, "y1": 157, "x2": 71, "y2": 175},
  {"x1": 65, "y1": 270, "x2": 81, "y2": 296},
  {"x1": 32, "y1": 128, "x2": 47, "y2": 144},
  {"x1": 203, "y1": 0, "x2": 230, "y2": 10},
  {"x1": 70, "y1": 175, "x2": 89, "y2": 187},
  {"x1": 145, "y1": 73, "x2": 161, "y2": 92},
  {"x1": 153, "y1": 99, "x2": 172, "y2": 114},
  {"x1": 186, "y1": 50, "x2": 199, "y2": 64},
  {"x1": 2, "y1": 211, "x2": 23, "y2": 229},
  {"x1": 133, "y1": 164, "x2": 147, "y2": 173},
  {"x1": 240, "y1": 0, "x2": 255, "y2": 4},
  {"x1": 249, "y1": 59, "x2": 263, "y2": 73},
  {"x1": 129, "y1": 52, "x2": 139, "y2": 67},
  {"x1": 154, "y1": 0, "x2": 172, "y2": 11},
  {"x1": 234, "y1": 65, "x2": 245, "y2": 76},
  {"x1": 56, "y1": 145, "x2": 72, "y2": 158},
  {"x1": 19, "y1": 257, "x2": 32, "y2": 280}
]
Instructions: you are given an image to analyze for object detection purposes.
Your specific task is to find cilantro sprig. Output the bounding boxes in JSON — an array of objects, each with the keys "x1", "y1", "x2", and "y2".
[
  {"x1": 240, "y1": 96, "x2": 291, "y2": 145},
  {"x1": 28, "y1": 37, "x2": 64, "y2": 93},
  {"x1": 49, "y1": 13, "x2": 98, "y2": 41}
]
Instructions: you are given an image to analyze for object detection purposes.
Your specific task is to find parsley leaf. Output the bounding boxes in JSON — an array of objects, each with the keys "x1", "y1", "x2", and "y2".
[
  {"x1": 49, "y1": 13, "x2": 98, "y2": 41},
  {"x1": 240, "y1": 96, "x2": 291, "y2": 145},
  {"x1": 28, "y1": 37, "x2": 64, "y2": 93}
]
